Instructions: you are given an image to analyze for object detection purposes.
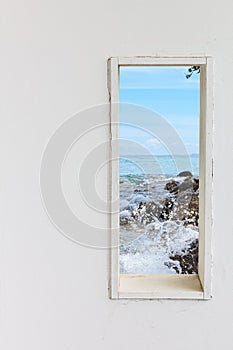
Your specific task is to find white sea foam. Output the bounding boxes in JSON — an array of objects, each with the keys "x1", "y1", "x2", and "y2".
[
  {"x1": 119, "y1": 173, "x2": 199, "y2": 274},
  {"x1": 120, "y1": 218, "x2": 198, "y2": 274}
]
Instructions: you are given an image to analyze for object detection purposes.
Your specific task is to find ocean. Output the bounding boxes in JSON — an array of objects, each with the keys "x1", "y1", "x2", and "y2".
[
  {"x1": 120, "y1": 154, "x2": 199, "y2": 177},
  {"x1": 119, "y1": 154, "x2": 199, "y2": 275}
]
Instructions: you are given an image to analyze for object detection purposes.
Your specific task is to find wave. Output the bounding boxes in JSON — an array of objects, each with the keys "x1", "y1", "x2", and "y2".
[{"x1": 120, "y1": 173, "x2": 199, "y2": 274}]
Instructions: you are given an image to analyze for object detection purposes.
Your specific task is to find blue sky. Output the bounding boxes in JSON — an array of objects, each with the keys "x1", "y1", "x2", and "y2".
[{"x1": 120, "y1": 66, "x2": 200, "y2": 156}]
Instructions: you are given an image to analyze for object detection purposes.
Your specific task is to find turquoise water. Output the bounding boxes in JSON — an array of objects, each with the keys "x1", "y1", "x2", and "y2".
[{"x1": 120, "y1": 154, "x2": 199, "y2": 177}]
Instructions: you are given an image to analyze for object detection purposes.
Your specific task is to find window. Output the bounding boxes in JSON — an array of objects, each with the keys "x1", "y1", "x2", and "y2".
[{"x1": 108, "y1": 57, "x2": 213, "y2": 299}]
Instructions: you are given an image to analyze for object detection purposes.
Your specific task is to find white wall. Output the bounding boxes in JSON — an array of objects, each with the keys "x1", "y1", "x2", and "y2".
[{"x1": 1, "y1": 0, "x2": 233, "y2": 349}]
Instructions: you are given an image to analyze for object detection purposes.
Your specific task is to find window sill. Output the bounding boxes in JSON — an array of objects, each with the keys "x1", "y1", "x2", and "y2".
[{"x1": 117, "y1": 274, "x2": 206, "y2": 300}]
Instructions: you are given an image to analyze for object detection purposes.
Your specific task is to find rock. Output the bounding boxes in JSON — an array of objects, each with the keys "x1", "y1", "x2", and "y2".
[
  {"x1": 133, "y1": 201, "x2": 163, "y2": 224},
  {"x1": 166, "y1": 176, "x2": 199, "y2": 195},
  {"x1": 172, "y1": 179, "x2": 194, "y2": 193},
  {"x1": 164, "y1": 180, "x2": 179, "y2": 192},
  {"x1": 160, "y1": 177, "x2": 199, "y2": 224},
  {"x1": 160, "y1": 189, "x2": 193, "y2": 221},
  {"x1": 131, "y1": 175, "x2": 200, "y2": 225},
  {"x1": 177, "y1": 171, "x2": 192, "y2": 177},
  {"x1": 134, "y1": 188, "x2": 148, "y2": 192},
  {"x1": 189, "y1": 194, "x2": 199, "y2": 212},
  {"x1": 159, "y1": 197, "x2": 176, "y2": 220},
  {"x1": 168, "y1": 239, "x2": 198, "y2": 274},
  {"x1": 193, "y1": 178, "x2": 199, "y2": 191},
  {"x1": 185, "y1": 193, "x2": 199, "y2": 225}
]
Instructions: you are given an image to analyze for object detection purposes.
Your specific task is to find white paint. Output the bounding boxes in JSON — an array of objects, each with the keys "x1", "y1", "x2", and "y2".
[
  {"x1": 109, "y1": 56, "x2": 213, "y2": 300},
  {"x1": 0, "y1": 0, "x2": 232, "y2": 349}
]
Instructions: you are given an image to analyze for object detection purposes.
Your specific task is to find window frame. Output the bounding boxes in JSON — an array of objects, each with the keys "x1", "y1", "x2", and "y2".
[{"x1": 108, "y1": 56, "x2": 213, "y2": 300}]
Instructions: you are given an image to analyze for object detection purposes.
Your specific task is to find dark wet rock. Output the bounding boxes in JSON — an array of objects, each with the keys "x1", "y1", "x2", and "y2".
[
  {"x1": 170, "y1": 190, "x2": 193, "y2": 220},
  {"x1": 138, "y1": 201, "x2": 144, "y2": 209},
  {"x1": 134, "y1": 188, "x2": 149, "y2": 192},
  {"x1": 133, "y1": 201, "x2": 163, "y2": 224},
  {"x1": 161, "y1": 176, "x2": 199, "y2": 224},
  {"x1": 175, "y1": 179, "x2": 193, "y2": 192},
  {"x1": 164, "y1": 180, "x2": 179, "y2": 192},
  {"x1": 186, "y1": 194, "x2": 199, "y2": 225},
  {"x1": 160, "y1": 190, "x2": 194, "y2": 222},
  {"x1": 171, "y1": 178, "x2": 197, "y2": 194},
  {"x1": 177, "y1": 176, "x2": 198, "y2": 194},
  {"x1": 189, "y1": 194, "x2": 199, "y2": 212},
  {"x1": 193, "y1": 178, "x2": 199, "y2": 191},
  {"x1": 177, "y1": 171, "x2": 193, "y2": 177},
  {"x1": 168, "y1": 239, "x2": 198, "y2": 274},
  {"x1": 159, "y1": 197, "x2": 176, "y2": 220}
]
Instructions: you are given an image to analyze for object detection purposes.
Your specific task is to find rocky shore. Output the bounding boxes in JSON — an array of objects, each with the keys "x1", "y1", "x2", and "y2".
[
  {"x1": 164, "y1": 172, "x2": 199, "y2": 274},
  {"x1": 120, "y1": 171, "x2": 199, "y2": 274}
]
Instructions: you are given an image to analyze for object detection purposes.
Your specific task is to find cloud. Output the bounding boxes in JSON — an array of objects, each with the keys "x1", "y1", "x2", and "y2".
[
  {"x1": 144, "y1": 138, "x2": 169, "y2": 155},
  {"x1": 146, "y1": 138, "x2": 161, "y2": 146}
]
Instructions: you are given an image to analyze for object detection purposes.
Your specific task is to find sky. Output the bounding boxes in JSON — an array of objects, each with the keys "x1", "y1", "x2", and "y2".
[{"x1": 120, "y1": 66, "x2": 200, "y2": 156}]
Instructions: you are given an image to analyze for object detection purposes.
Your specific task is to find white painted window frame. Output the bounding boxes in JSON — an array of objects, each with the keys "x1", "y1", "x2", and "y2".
[{"x1": 108, "y1": 56, "x2": 213, "y2": 300}]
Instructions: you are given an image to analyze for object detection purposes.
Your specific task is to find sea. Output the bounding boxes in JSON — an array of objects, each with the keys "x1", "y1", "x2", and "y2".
[
  {"x1": 119, "y1": 154, "x2": 199, "y2": 274},
  {"x1": 120, "y1": 154, "x2": 199, "y2": 177}
]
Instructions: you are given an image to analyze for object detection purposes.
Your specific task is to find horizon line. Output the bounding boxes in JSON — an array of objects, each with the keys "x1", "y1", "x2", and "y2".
[{"x1": 120, "y1": 153, "x2": 199, "y2": 157}]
